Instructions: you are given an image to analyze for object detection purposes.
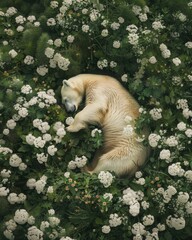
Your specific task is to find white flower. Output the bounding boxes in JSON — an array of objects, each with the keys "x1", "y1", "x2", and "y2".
[
  {"x1": 132, "y1": 5, "x2": 142, "y2": 15},
  {"x1": 132, "y1": 222, "x2": 146, "y2": 235},
  {"x1": 148, "y1": 133, "x2": 161, "y2": 148},
  {"x1": 110, "y1": 22, "x2": 120, "y2": 30},
  {"x1": 48, "y1": 209, "x2": 55, "y2": 215},
  {"x1": 5, "y1": 219, "x2": 17, "y2": 231},
  {"x1": 17, "y1": 25, "x2": 24, "y2": 32},
  {"x1": 166, "y1": 216, "x2": 185, "y2": 230},
  {"x1": 126, "y1": 24, "x2": 138, "y2": 33},
  {"x1": 7, "y1": 193, "x2": 19, "y2": 204},
  {"x1": 121, "y1": 74, "x2": 128, "y2": 82},
  {"x1": 1, "y1": 169, "x2": 11, "y2": 178},
  {"x1": 40, "y1": 221, "x2": 50, "y2": 231},
  {"x1": 129, "y1": 201, "x2": 140, "y2": 216},
  {"x1": 103, "y1": 193, "x2": 113, "y2": 201},
  {"x1": 3, "y1": 229, "x2": 14, "y2": 240},
  {"x1": 35, "y1": 176, "x2": 47, "y2": 194},
  {"x1": 185, "y1": 201, "x2": 192, "y2": 214},
  {"x1": 34, "y1": 137, "x2": 46, "y2": 148},
  {"x1": 50, "y1": 1, "x2": 59, "y2": 9},
  {"x1": 165, "y1": 136, "x2": 178, "y2": 147},
  {"x1": 142, "y1": 215, "x2": 154, "y2": 226},
  {"x1": 21, "y1": 85, "x2": 32, "y2": 94},
  {"x1": 54, "y1": 38, "x2": 62, "y2": 47},
  {"x1": 14, "y1": 209, "x2": 29, "y2": 224},
  {"x1": 159, "y1": 149, "x2": 171, "y2": 160},
  {"x1": 57, "y1": 56, "x2": 70, "y2": 71},
  {"x1": 56, "y1": 128, "x2": 66, "y2": 137},
  {"x1": 3, "y1": 128, "x2": 9, "y2": 135},
  {"x1": 102, "y1": 225, "x2": 111, "y2": 234},
  {"x1": 19, "y1": 162, "x2": 27, "y2": 171},
  {"x1": 65, "y1": 117, "x2": 74, "y2": 126},
  {"x1": 113, "y1": 40, "x2": 121, "y2": 48},
  {"x1": 152, "y1": 21, "x2": 165, "y2": 30},
  {"x1": 168, "y1": 163, "x2": 184, "y2": 176},
  {"x1": 98, "y1": 171, "x2": 114, "y2": 188},
  {"x1": 47, "y1": 145, "x2": 57, "y2": 156},
  {"x1": 141, "y1": 201, "x2": 149, "y2": 210},
  {"x1": 162, "y1": 49, "x2": 171, "y2": 58},
  {"x1": 128, "y1": 33, "x2": 139, "y2": 45},
  {"x1": 149, "y1": 56, "x2": 157, "y2": 64},
  {"x1": 97, "y1": 59, "x2": 108, "y2": 69},
  {"x1": 47, "y1": 186, "x2": 54, "y2": 194},
  {"x1": 67, "y1": 35, "x2": 75, "y2": 43},
  {"x1": 109, "y1": 213, "x2": 122, "y2": 227},
  {"x1": 18, "y1": 107, "x2": 28, "y2": 117},
  {"x1": 49, "y1": 217, "x2": 60, "y2": 227},
  {"x1": 0, "y1": 187, "x2": 10, "y2": 196},
  {"x1": 64, "y1": 172, "x2": 70, "y2": 178},
  {"x1": 26, "y1": 178, "x2": 36, "y2": 189},
  {"x1": 36, "y1": 66, "x2": 48, "y2": 76},
  {"x1": 135, "y1": 178, "x2": 145, "y2": 185},
  {"x1": 91, "y1": 128, "x2": 102, "y2": 137},
  {"x1": 110, "y1": 61, "x2": 117, "y2": 68},
  {"x1": 101, "y1": 29, "x2": 108, "y2": 37},
  {"x1": 26, "y1": 134, "x2": 35, "y2": 145},
  {"x1": 139, "y1": 13, "x2": 148, "y2": 22},
  {"x1": 47, "y1": 18, "x2": 56, "y2": 26},
  {"x1": 27, "y1": 15, "x2": 36, "y2": 22},
  {"x1": 6, "y1": 119, "x2": 16, "y2": 129},
  {"x1": 149, "y1": 108, "x2": 162, "y2": 120},
  {"x1": 6, "y1": 7, "x2": 17, "y2": 16},
  {"x1": 9, "y1": 154, "x2": 22, "y2": 167},
  {"x1": 45, "y1": 47, "x2": 55, "y2": 58},
  {"x1": 15, "y1": 15, "x2": 26, "y2": 24},
  {"x1": 27, "y1": 216, "x2": 35, "y2": 225},
  {"x1": 9, "y1": 49, "x2": 18, "y2": 58},
  {"x1": 185, "y1": 129, "x2": 192, "y2": 138},
  {"x1": 36, "y1": 153, "x2": 48, "y2": 164},
  {"x1": 185, "y1": 41, "x2": 192, "y2": 49},
  {"x1": 172, "y1": 57, "x2": 181, "y2": 66},
  {"x1": 177, "y1": 122, "x2": 186, "y2": 131},
  {"x1": 177, "y1": 192, "x2": 189, "y2": 204},
  {"x1": 177, "y1": 99, "x2": 188, "y2": 110},
  {"x1": 82, "y1": 25, "x2": 89, "y2": 33},
  {"x1": 27, "y1": 226, "x2": 43, "y2": 240}
]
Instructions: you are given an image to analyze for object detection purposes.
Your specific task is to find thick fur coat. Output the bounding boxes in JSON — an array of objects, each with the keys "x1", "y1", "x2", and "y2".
[{"x1": 61, "y1": 74, "x2": 149, "y2": 176}]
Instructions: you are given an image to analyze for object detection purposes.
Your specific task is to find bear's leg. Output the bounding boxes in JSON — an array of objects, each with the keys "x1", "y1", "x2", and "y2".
[
  {"x1": 88, "y1": 147, "x2": 145, "y2": 176},
  {"x1": 66, "y1": 104, "x2": 104, "y2": 132}
]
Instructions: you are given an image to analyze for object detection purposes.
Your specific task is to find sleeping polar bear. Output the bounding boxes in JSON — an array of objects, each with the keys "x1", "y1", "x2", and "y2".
[{"x1": 61, "y1": 74, "x2": 149, "y2": 176}]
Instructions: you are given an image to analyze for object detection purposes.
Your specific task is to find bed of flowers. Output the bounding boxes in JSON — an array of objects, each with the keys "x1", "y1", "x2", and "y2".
[{"x1": 0, "y1": 0, "x2": 192, "y2": 239}]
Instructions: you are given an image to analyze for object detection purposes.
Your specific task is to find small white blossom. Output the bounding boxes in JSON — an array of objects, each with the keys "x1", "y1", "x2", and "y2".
[
  {"x1": 14, "y1": 209, "x2": 29, "y2": 224},
  {"x1": 102, "y1": 225, "x2": 111, "y2": 234},
  {"x1": 172, "y1": 57, "x2": 181, "y2": 66},
  {"x1": 98, "y1": 171, "x2": 114, "y2": 188},
  {"x1": 9, "y1": 49, "x2": 18, "y2": 58}
]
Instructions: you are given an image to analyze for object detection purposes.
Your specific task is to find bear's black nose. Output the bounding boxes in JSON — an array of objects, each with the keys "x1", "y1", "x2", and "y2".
[{"x1": 64, "y1": 101, "x2": 76, "y2": 113}]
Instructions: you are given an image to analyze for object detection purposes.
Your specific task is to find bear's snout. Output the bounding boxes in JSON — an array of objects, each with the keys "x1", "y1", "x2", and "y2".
[{"x1": 63, "y1": 100, "x2": 76, "y2": 113}]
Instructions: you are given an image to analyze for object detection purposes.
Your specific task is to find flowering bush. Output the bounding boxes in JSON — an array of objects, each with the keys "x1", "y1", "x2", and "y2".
[{"x1": 0, "y1": 0, "x2": 192, "y2": 239}]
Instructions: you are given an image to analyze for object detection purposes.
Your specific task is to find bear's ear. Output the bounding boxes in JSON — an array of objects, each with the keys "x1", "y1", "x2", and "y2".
[{"x1": 63, "y1": 80, "x2": 69, "y2": 87}]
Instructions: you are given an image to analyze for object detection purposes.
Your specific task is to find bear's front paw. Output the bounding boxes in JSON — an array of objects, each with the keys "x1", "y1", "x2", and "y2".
[
  {"x1": 66, "y1": 123, "x2": 86, "y2": 132},
  {"x1": 66, "y1": 125, "x2": 77, "y2": 132}
]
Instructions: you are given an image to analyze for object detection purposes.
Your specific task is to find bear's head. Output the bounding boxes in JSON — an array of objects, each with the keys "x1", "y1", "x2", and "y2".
[{"x1": 61, "y1": 79, "x2": 83, "y2": 113}]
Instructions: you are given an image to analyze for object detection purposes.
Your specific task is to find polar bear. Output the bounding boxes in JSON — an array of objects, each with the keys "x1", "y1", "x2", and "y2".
[{"x1": 61, "y1": 74, "x2": 149, "y2": 176}]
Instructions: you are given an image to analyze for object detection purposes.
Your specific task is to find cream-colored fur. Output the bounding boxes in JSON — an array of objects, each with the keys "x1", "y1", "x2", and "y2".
[{"x1": 61, "y1": 74, "x2": 149, "y2": 176}]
